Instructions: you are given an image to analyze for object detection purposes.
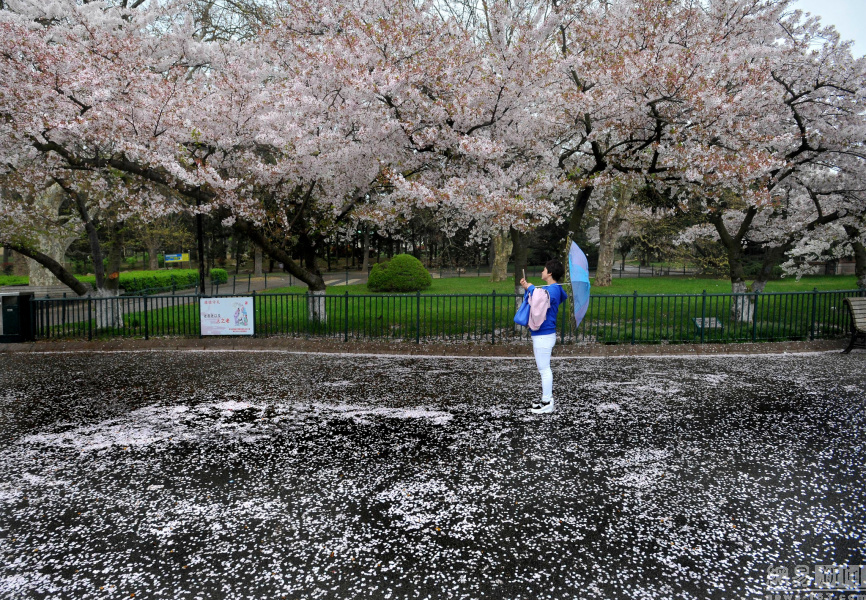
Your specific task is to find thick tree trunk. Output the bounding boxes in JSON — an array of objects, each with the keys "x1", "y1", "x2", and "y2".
[
  {"x1": 146, "y1": 239, "x2": 159, "y2": 270},
  {"x1": 95, "y1": 287, "x2": 124, "y2": 329},
  {"x1": 594, "y1": 196, "x2": 626, "y2": 287},
  {"x1": 489, "y1": 231, "x2": 512, "y2": 282},
  {"x1": 7, "y1": 243, "x2": 89, "y2": 296},
  {"x1": 595, "y1": 234, "x2": 617, "y2": 287},
  {"x1": 302, "y1": 235, "x2": 327, "y2": 323},
  {"x1": 254, "y1": 245, "x2": 263, "y2": 276},
  {"x1": 710, "y1": 214, "x2": 753, "y2": 322},
  {"x1": 751, "y1": 245, "x2": 787, "y2": 294}
]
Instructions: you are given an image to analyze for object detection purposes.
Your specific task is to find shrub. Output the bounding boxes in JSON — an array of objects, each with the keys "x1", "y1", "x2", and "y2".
[
  {"x1": 367, "y1": 254, "x2": 432, "y2": 292},
  {"x1": 1, "y1": 262, "x2": 13, "y2": 276},
  {"x1": 210, "y1": 268, "x2": 228, "y2": 285}
]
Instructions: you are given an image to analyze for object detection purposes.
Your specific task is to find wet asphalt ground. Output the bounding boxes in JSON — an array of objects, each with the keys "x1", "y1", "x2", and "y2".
[{"x1": 0, "y1": 350, "x2": 864, "y2": 600}]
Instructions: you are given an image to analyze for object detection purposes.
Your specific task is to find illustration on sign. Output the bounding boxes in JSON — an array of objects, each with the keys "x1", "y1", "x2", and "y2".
[{"x1": 200, "y1": 297, "x2": 254, "y2": 336}]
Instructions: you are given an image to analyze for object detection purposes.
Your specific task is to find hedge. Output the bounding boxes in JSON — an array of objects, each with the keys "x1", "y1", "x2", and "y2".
[{"x1": 78, "y1": 270, "x2": 200, "y2": 294}]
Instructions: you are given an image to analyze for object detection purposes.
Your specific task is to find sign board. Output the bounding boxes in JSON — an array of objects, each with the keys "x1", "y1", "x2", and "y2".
[
  {"x1": 165, "y1": 253, "x2": 189, "y2": 263},
  {"x1": 200, "y1": 297, "x2": 254, "y2": 336}
]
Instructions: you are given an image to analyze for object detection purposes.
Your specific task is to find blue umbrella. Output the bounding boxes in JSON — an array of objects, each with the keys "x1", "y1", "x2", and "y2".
[{"x1": 568, "y1": 241, "x2": 591, "y2": 328}]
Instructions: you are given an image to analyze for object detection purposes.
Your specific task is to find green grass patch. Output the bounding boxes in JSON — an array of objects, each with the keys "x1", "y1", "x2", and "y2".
[
  {"x1": 265, "y1": 273, "x2": 859, "y2": 296},
  {"x1": 0, "y1": 275, "x2": 29, "y2": 286}
]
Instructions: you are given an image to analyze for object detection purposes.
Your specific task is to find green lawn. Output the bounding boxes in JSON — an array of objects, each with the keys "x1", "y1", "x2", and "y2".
[
  {"x1": 0, "y1": 275, "x2": 29, "y2": 286},
  {"x1": 264, "y1": 273, "x2": 860, "y2": 296}
]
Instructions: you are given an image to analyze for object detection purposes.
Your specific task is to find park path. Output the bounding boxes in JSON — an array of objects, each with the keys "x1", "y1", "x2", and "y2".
[{"x1": 0, "y1": 350, "x2": 862, "y2": 599}]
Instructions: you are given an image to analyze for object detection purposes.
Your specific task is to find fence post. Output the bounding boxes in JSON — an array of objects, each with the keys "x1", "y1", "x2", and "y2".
[
  {"x1": 491, "y1": 291, "x2": 496, "y2": 344},
  {"x1": 304, "y1": 291, "x2": 309, "y2": 339},
  {"x1": 31, "y1": 298, "x2": 38, "y2": 340},
  {"x1": 248, "y1": 273, "x2": 252, "y2": 293},
  {"x1": 62, "y1": 292, "x2": 67, "y2": 331},
  {"x1": 810, "y1": 287, "x2": 818, "y2": 340},
  {"x1": 416, "y1": 291, "x2": 421, "y2": 343},
  {"x1": 144, "y1": 295, "x2": 149, "y2": 340},
  {"x1": 700, "y1": 290, "x2": 707, "y2": 344},
  {"x1": 252, "y1": 291, "x2": 257, "y2": 338},
  {"x1": 344, "y1": 291, "x2": 349, "y2": 342},
  {"x1": 752, "y1": 290, "x2": 759, "y2": 342},
  {"x1": 88, "y1": 297, "x2": 92, "y2": 341},
  {"x1": 631, "y1": 290, "x2": 638, "y2": 345}
]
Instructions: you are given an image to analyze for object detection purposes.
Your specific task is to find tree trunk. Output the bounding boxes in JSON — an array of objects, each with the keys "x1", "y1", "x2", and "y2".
[
  {"x1": 146, "y1": 239, "x2": 159, "y2": 270},
  {"x1": 510, "y1": 227, "x2": 529, "y2": 304},
  {"x1": 843, "y1": 225, "x2": 866, "y2": 289},
  {"x1": 751, "y1": 245, "x2": 786, "y2": 294},
  {"x1": 60, "y1": 179, "x2": 106, "y2": 288},
  {"x1": 254, "y1": 244, "x2": 263, "y2": 276},
  {"x1": 361, "y1": 225, "x2": 370, "y2": 274},
  {"x1": 566, "y1": 187, "x2": 594, "y2": 249},
  {"x1": 594, "y1": 195, "x2": 627, "y2": 287},
  {"x1": 489, "y1": 231, "x2": 512, "y2": 282},
  {"x1": 234, "y1": 236, "x2": 243, "y2": 274},
  {"x1": 853, "y1": 240, "x2": 866, "y2": 289},
  {"x1": 302, "y1": 234, "x2": 327, "y2": 322},
  {"x1": 7, "y1": 243, "x2": 89, "y2": 296},
  {"x1": 710, "y1": 214, "x2": 753, "y2": 322},
  {"x1": 103, "y1": 222, "x2": 123, "y2": 295},
  {"x1": 95, "y1": 287, "x2": 124, "y2": 329}
]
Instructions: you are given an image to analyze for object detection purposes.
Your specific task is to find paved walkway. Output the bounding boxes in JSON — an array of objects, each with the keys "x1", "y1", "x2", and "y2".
[{"x1": 0, "y1": 350, "x2": 863, "y2": 599}]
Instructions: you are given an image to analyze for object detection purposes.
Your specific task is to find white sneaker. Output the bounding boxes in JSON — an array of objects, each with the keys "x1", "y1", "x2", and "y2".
[{"x1": 531, "y1": 399, "x2": 553, "y2": 414}]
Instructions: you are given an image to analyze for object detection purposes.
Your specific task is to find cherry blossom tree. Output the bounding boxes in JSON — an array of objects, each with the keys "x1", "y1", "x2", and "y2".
[{"x1": 670, "y1": 5, "x2": 866, "y2": 315}]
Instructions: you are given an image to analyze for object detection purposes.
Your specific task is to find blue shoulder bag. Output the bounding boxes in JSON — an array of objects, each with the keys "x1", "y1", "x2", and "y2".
[{"x1": 513, "y1": 289, "x2": 531, "y2": 327}]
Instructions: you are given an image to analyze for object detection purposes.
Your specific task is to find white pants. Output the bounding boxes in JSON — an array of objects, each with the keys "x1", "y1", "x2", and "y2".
[{"x1": 532, "y1": 333, "x2": 557, "y2": 402}]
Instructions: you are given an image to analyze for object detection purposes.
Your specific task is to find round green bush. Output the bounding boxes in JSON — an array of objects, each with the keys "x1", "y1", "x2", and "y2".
[
  {"x1": 367, "y1": 254, "x2": 432, "y2": 292},
  {"x1": 210, "y1": 268, "x2": 228, "y2": 285}
]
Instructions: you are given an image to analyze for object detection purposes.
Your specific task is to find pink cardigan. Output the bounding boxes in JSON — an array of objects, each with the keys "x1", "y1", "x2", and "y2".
[{"x1": 528, "y1": 287, "x2": 550, "y2": 331}]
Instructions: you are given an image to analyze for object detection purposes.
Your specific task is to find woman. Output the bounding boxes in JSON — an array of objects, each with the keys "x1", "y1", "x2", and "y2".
[{"x1": 520, "y1": 259, "x2": 568, "y2": 414}]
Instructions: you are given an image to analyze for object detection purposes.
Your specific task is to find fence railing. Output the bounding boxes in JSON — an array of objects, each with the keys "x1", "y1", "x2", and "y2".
[{"x1": 31, "y1": 288, "x2": 864, "y2": 345}]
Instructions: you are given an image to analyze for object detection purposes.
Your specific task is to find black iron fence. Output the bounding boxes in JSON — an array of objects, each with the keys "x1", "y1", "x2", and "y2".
[{"x1": 31, "y1": 288, "x2": 864, "y2": 345}]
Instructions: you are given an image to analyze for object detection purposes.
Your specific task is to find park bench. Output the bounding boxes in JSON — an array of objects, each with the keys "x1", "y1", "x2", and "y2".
[{"x1": 842, "y1": 297, "x2": 866, "y2": 353}]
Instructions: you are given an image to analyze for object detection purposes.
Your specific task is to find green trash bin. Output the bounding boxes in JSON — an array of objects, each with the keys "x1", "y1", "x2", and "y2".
[{"x1": 0, "y1": 292, "x2": 34, "y2": 343}]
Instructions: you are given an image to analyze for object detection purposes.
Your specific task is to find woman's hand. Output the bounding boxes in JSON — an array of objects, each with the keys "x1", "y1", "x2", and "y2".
[{"x1": 519, "y1": 277, "x2": 530, "y2": 290}]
